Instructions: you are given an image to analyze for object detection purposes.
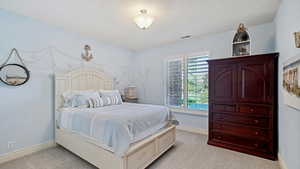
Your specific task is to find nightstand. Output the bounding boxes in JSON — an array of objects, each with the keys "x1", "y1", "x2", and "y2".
[{"x1": 123, "y1": 98, "x2": 138, "y2": 103}]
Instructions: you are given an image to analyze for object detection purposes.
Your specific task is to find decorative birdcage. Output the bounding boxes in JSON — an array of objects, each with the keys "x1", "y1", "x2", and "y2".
[{"x1": 232, "y1": 23, "x2": 251, "y2": 56}]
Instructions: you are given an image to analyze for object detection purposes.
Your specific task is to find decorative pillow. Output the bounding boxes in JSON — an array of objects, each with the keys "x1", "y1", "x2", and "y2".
[
  {"x1": 70, "y1": 94, "x2": 90, "y2": 108},
  {"x1": 99, "y1": 90, "x2": 123, "y2": 106},
  {"x1": 101, "y1": 95, "x2": 119, "y2": 106},
  {"x1": 88, "y1": 95, "x2": 105, "y2": 108},
  {"x1": 62, "y1": 90, "x2": 102, "y2": 108},
  {"x1": 62, "y1": 90, "x2": 93, "y2": 107}
]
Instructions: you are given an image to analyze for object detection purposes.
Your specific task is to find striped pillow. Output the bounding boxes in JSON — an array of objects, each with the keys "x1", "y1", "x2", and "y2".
[
  {"x1": 88, "y1": 97, "x2": 105, "y2": 108},
  {"x1": 101, "y1": 95, "x2": 122, "y2": 106},
  {"x1": 99, "y1": 90, "x2": 123, "y2": 106}
]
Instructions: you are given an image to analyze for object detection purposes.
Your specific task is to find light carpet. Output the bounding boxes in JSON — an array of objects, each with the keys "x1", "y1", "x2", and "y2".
[{"x1": 0, "y1": 131, "x2": 280, "y2": 169}]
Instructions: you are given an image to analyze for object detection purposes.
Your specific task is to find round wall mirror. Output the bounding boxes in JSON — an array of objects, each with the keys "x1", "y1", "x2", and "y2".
[{"x1": 0, "y1": 64, "x2": 30, "y2": 86}]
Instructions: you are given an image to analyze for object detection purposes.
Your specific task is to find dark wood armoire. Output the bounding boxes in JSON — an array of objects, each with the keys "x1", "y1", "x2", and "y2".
[{"x1": 207, "y1": 53, "x2": 278, "y2": 160}]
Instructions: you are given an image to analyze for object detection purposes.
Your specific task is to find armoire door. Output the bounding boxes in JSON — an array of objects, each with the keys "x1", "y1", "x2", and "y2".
[
  {"x1": 210, "y1": 64, "x2": 237, "y2": 102},
  {"x1": 237, "y1": 59, "x2": 273, "y2": 103}
]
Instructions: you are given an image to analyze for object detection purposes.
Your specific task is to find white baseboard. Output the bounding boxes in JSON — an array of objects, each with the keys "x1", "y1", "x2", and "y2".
[
  {"x1": 0, "y1": 141, "x2": 56, "y2": 164},
  {"x1": 177, "y1": 125, "x2": 208, "y2": 135},
  {"x1": 278, "y1": 153, "x2": 288, "y2": 169}
]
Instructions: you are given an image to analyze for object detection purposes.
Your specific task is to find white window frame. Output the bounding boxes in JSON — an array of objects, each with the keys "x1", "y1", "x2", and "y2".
[{"x1": 164, "y1": 52, "x2": 209, "y2": 115}]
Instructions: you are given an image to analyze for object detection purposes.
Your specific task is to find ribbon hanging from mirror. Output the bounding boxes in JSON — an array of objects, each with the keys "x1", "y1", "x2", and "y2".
[{"x1": 2, "y1": 48, "x2": 28, "y2": 68}]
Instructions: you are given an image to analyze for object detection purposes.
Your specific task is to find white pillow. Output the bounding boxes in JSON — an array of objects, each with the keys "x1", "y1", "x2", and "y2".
[
  {"x1": 99, "y1": 90, "x2": 123, "y2": 105},
  {"x1": 69, "y1": 95, "x2": 90, "y2": 108},
  {"x1": 62, "y1": 90, "x2": 94, "y2": 102}
]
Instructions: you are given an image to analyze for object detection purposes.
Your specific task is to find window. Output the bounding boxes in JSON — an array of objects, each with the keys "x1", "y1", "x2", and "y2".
[{"x1": 166, "y1": 54, "x2": 208, "y2": 111}]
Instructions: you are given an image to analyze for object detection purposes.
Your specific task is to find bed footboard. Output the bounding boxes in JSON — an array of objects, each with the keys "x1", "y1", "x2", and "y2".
[{"x1": 56, "y1": 125, "x2": 176, "y2": 169}]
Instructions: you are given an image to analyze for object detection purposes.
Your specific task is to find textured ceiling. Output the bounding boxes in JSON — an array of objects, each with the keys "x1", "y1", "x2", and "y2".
[{"x1": 0, "y1": 0, "x2": 280, "y2": 51}]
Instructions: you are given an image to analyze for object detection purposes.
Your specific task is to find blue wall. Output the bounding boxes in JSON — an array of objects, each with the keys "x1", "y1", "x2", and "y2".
[{"x1": 275, "y1": 0, "x2": 300, "y2": 169}]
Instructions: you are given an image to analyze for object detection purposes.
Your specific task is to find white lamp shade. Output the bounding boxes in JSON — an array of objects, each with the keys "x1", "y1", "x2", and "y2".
[
  {"x1": 134, "y1": 10, "x2": 154, "y2": 30},
  {"x1": 124, "y1": 86, "x2": 137, "y2": 99}
]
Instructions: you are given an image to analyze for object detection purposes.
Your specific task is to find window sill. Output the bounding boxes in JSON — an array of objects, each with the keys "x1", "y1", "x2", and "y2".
[{"x1": 170, "y1": 108, "x2": 208, "y2": 116}]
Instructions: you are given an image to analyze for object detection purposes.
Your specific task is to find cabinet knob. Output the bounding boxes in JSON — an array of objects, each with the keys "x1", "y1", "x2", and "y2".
[
  {"x1": 250, "y1": 108, "x2": 254, "y2": 112},
  {"x1": 254, "y1": 120, "x2": 259, "y2": 124},
  {"x1": 253, "y1": 143, "x2": 259, "y2": 148},
  {"x1": 255, "y1": 131, "x2": 259, "y2": 135}
]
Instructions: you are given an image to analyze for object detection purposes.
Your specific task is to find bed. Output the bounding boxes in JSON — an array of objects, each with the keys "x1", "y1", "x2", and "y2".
[{"x1": 54, "y1": 67, "x2": 176, "y2": 169}]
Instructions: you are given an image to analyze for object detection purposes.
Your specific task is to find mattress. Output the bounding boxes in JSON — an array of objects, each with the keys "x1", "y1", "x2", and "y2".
[{"x1": 57, "y1": 103, "x2": 171, "y2": 156}]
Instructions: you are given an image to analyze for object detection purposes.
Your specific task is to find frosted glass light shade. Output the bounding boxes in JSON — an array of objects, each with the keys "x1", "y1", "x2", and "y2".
[{"x1": 134, "y1": 9, "x2": 154, "y2": 30}]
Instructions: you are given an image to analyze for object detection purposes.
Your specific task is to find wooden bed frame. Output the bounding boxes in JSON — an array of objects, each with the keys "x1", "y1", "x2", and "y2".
[{"x1": 54, "y1": 67, "x2": 176, "y2": 169}]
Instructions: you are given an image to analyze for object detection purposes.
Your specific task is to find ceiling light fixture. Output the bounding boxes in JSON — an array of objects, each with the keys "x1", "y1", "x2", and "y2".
[{"x1": 134, "y1": 9, "x2": 154, "y2": 30}]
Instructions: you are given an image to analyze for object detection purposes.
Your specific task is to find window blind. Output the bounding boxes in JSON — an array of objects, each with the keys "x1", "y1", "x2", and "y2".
[
  {"x1": 166, "y1": 54, "x2": 209, "y2": 110},
  {"x1": 187, "y1": 55, "x2": 208, "y2": 110},
  {"x1": 166, "y1": 58, "x2": 184, "y2": 107}
]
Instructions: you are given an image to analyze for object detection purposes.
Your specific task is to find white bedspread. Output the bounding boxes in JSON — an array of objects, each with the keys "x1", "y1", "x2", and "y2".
[{"x1": 57, "y1": 103, "x2": 171, "y2": 156}]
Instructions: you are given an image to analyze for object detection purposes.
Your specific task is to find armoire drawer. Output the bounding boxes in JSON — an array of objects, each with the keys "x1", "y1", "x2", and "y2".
[
  {"x1": 212, "y1": 104, "x2": 236, "y2": 113},
  {"x1": 211, "y1": 132, "x2": 271, "y2": 153},
  {"x1": 213, "y1": 113, "x2": 270, "y2": 128},
  {"x1": 238, "y1": 104, "x2": 271, "y2": 117},
  {"x1": 213, "y1": 122, "x2": 271, "y2": 140}
]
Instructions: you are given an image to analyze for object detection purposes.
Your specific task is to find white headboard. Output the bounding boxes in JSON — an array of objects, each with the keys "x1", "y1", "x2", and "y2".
[{"x1": 55, "y1": 67, "x2": 113, "y2": 110}]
